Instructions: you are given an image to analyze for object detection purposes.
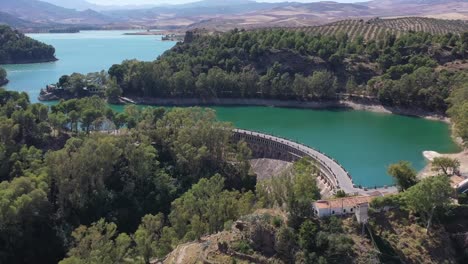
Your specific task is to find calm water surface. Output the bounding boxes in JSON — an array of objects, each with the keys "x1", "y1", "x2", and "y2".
[
  {"x1": 1, "y1": 31, "x2": 460, "y2": 187},
  {"x1": 111, "y1": 105, "x2": 460, "y2": 187},
  {"x1": 1, "y1": 30, "x2": 176, "y2": 101}
]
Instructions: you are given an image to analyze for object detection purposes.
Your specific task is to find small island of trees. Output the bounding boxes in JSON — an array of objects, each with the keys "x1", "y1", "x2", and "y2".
[{"x1": 0, "y1": 25, "x2": 57, "y2": 64}]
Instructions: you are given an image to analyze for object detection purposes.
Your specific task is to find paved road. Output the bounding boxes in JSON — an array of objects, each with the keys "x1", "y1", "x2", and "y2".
[{"x1": 234, "y1": 129, "x2": 398, "y2": 196}]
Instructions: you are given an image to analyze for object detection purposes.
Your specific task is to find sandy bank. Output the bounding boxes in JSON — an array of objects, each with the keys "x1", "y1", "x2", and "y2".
[{"x1": 419, "y1": 150, "x2": 468, "y2": 179}]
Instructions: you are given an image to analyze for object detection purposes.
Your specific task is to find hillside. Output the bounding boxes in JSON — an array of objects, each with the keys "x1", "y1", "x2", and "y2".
[
  {"x1": 1, "y1": 0, "x2": 115, "y2": 25},
  {"x1": 2, "y1": 0, "x2": 468, "y2": 31},
  {"x1": 366, "y1": 0, "x2": 468, "y2": 20},
  {"x1": 161, "y1": 207, "x2": 468, "y2": 264},
  {"x1": 95, "y1": 26, "x2": 468, "y2": 116},
  {"x1": 0, "y1": 25, "x2": 57, "y2": 64},
  {"x1": 177, "y1": 0, "x2": 468, "y2": 31},
  {"x1": 40, "y1": 0, "x2": 99, "y2": 11},
  {"x1": 372, "y1": 17, "x2": 468, "y2": 35},
  {"x1": 288, "y1": 17, "x2": 468, "y2": 41},
  {"x1": 0, "y1": 11, "x2": 38, "y2": 28}
]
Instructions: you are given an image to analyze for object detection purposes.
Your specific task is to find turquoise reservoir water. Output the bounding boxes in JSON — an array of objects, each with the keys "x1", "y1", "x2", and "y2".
[
  {"x1": 1, "y1": 30, "x2": 176, "y2": 102},
  {"x1": 213, "y1": 107, "x2": 459, "y2": 187},
  {"x1": 1, "y1": 31, "x2": 460, "y2": 187}
]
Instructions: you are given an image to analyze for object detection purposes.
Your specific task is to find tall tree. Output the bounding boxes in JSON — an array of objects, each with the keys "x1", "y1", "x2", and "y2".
[
  {"x1": 404, "y1": 176, "x2": 453, "y2": 233},
  {"x1": 134, "y1": 214, "x2": 165, "y2": 263},
  {"x1": 169, "y1": 174, "x2": 254, "y2": 241},
  {"x1": 388, "y1": 161, "x2": 418, "y2": 191},
  {"x1": 432, "y1": 157, "x2": 460, "y2": 176},
  {"x1": 60, "y1": 219, "x2": 133, "y2": 264}
]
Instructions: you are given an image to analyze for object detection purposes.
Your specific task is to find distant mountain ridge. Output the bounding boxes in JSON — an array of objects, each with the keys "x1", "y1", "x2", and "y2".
[
  {"x1": 1, "y1": 0, "x2": 468, "y2": 30},
  {"x1": 39, "y1": 0, "x2": 99, "y2": 11},
  {"x1": 40, "y1": 0, "x2": 162, "y2": 11},
  {"x1": 1, "y1": 0, "x2": 115, "y2": 25},
  {"x1": 0, "y1": 11, "x2": 36, "y2": 28}
]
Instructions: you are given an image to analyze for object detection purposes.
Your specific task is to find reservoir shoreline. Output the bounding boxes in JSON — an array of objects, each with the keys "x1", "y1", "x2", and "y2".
[
  {"x1": 124, "y1": 96, "x2": 466, "y2": 175},
  {"x1": 1, "y1": 57, "x2": 58, "y2": 65},
  {"x1": 123, "y1": 96, "x2": 450, "y2": 123}
]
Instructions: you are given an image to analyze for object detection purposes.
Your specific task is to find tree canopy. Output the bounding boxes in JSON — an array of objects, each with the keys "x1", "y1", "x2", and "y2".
[
  {"x1": 404, "y1": 175, "x2": 453, "y2": 232},
  {"x1": 388, "y1": 161, "x2": 419, "y2": 191},
  {"x1": 431, "y1": 157, "x2": 460, "y2": 176},
  {"x1": 0, "y1": 90, "x2": 258, "y2": 263}
]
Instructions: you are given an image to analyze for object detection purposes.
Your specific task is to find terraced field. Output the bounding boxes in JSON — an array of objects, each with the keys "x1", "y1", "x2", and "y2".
[
  {"x1": 287, "y1": 17, "x2": 468, "y2": 41},
  {"x1": 372, "y1": 17, "x2": 468, "y2": 35}
]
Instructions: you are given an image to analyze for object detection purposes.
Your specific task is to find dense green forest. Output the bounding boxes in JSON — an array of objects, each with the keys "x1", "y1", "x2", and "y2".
[
  {"x1": 0, "y1": 25, "x2": 56, "y2": 64},
  {"x1": 0, "y1": 89, "x2": 365, "y2": 263},
  {"x1": 101, "y1": 29, "x2": 468, "y2": 114},
  {"x1": 50, "y1": 28, "x2": 468, "y2": 144},
  {"x1": 0, "y1": 90, "x2": 466, "y2": 263},
  {"x1": 2, "y1": 24, "x2": 467, "y2": 263},
  {"x1": 0, "y1": 90, "x2": 258, "y2": 263}
]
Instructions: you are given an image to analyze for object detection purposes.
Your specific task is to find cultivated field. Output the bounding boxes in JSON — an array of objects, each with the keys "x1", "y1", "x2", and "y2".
[{"x1": 286, "y1": 17, "x2": 468, "y2": 41}]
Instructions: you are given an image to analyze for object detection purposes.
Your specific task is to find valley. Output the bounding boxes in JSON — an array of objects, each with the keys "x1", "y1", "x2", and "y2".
[{"x1": 0, "y1": 1, "x2": 467, "y2": 264}]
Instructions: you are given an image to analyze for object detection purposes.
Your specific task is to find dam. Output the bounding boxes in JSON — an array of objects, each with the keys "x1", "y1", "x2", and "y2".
[{"x1": 233, "y1": 129, "x2": 398, "y2": 196}]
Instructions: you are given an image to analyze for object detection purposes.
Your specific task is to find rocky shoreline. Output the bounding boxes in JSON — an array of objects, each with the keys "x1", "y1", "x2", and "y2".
[
  {"x1": 125, "y1": 96, "x2": 449, "y2": 122},
  {"x1": 419, "y1": 150, "x2": 468, "y2": 179},
  {"x1": 1, "y1": 57, "x2": 58, "y2": 65}
]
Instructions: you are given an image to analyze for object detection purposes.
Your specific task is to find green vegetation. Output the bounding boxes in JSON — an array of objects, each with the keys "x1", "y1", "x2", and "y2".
[
  {"x1": 254, "y1": 159, "x2": 356, "y2": 263},
  {"x1": 0, "y1": 96, "x2": 338, "y2": 263},
  {"x1": 447, "y1": 80, "x2": 468, "y2": 146},
  {"x1": 295, "y1": 18, "x2": 468, "y2": 41},
  {"x1": 103, "y1": 28, "x2": 467, "y2": 115},
  {"x1": 0, "y1": 67, "x2": 7, "y2": 85},
  {"x1": 372, "y1": 172, "x2": 453, "y2": 233},
  {"x1": 0, "y1": 89, "x2": 257, "y2": 263},
  {"x1": 432, "y1": 157, "x2": 461, "y2": 176},
  {"x1": 49, "y1": 71, "x2": 121, "y2": 101},
  {"x1": 257, "y1": 157, "x2": 321, "y2": 229},
  {"x1": 388, "y1": 161, "x2": 418, "y2": 191},
  {"x1": 0, "y1": 25, "x2": 56, "y2": 64},
  {"x1": 49, "y1": 25, "x2": 468, "y2": 147},
  {"x1": 405, "y1": 176, "x2": 453, "y2": 232},
  {"x1": 369, "y1": 173, "x2": 461, "y2": 262},
  {"x1": 0, "y1": 86, "x2": 466, "y2": 263}
]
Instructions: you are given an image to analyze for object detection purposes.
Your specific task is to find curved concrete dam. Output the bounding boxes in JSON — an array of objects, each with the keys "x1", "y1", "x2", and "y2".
[{"x1": 233, "y1": 129, "x2": 398, "y2": 196}]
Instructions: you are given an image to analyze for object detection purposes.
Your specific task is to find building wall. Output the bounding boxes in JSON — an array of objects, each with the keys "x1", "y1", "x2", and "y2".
[{"x1": 313, "y1": 203, "x2": 359, "y2": 218}]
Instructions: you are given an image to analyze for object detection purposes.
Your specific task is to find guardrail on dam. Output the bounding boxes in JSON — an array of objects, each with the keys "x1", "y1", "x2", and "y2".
[{"x1": 233, "y1": 129, "x2": 397, "y2": 195}]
